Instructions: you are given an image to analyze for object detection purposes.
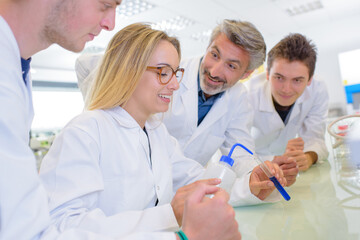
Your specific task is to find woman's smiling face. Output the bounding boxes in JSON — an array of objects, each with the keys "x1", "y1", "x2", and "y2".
[{"x1": 124, "y1": 40, "x2": 180, "y2": 124}]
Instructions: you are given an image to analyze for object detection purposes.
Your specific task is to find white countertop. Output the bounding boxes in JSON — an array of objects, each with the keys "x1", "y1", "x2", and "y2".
[{"x1": 234, "y1": 141, "x2": 360, "y2": 240}]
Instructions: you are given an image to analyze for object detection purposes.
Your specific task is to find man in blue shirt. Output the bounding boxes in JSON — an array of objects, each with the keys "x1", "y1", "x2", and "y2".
[
  {"x1": 197, "y1": 59, "x2": 224, "y2": 126},
  {"x1": 162, "y1": 19, "x2": 294, "y2": 203}
]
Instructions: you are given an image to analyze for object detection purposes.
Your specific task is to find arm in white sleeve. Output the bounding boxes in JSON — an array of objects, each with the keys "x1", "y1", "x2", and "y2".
[
  {"x1": 167, "y1": 132, "x2": 205, "y2": 192},
  {"x1": 40, "y1": 124, "x2": 178, "y2": 238},
  {"x1": 300, "y1": 81, "x2": 329, "y2": 162},
  {"x1": 229, "y1": 171, "x2": 281, "y2": 207},
  {"x1": 0, "y1": 30, "x2": 50, "y2": 239},
  {"x1": 0, "y1": 85, "x2": 50, "y2": 240}
]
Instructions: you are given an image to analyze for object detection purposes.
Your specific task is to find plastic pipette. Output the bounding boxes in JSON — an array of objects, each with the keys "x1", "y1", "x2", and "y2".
[{"x1": 228, "y1": 143, "x2": 291, "y2": 201}]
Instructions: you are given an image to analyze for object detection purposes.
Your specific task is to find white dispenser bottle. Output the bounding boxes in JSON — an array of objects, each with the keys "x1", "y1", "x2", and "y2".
[{"x1": 202, "y1": 155, "x2": 236, "y2": 195}]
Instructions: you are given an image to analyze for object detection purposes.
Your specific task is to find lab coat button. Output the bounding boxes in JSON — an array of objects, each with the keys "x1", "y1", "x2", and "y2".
[{"x1": 156, "y1": 186, "x2": 160, "y2": 190}]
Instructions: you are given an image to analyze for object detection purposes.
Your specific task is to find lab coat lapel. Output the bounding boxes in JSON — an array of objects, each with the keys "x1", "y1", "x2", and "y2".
[
  {"x1": 108, "y1": 107, "x2": 151, "y2": 166},
  {"x1": 179, "y1": 56, "x2": 202, "y2": 129},
  {"x1": 188, "y1": 92, "x2": 228, "y2": 143},
  {"x1": 145, "y1": 119, "x2": 173, "y2": 204},
  {"x1": 259, "y1": 82, "x2": 284, "y2": 130},
  {"x1": 180, "y1": 84, "x2": 198, "y2": 128},
  {"x1": 287, "y1": 86, "x2": 310, "y2": 124},
  {"x1": 139, "y1": 130, "x2": 151, "y2": 168},
  {"x1": 287, "y1": 102, "x2": 300, "y2": 124}
]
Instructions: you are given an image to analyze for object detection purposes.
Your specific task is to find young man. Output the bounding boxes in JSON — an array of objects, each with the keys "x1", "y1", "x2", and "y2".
[
  {"x1": 76, "y1": 19, "x2": 288, "y2": 205},
  {"x1": 247, "y1": 33, "x2": 329, "y2": 184},
  {"x1": 0, "y1": 1, "x2": 240, "y2": 239}
]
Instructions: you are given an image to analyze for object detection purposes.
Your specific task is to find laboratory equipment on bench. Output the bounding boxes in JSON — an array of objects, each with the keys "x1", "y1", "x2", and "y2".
[
  {"x1": 327, "y1": 114, "x2": 360, "y2": 148},
  {"x1": 327, "y1": 114, "x2": 360, "y2": 171}
]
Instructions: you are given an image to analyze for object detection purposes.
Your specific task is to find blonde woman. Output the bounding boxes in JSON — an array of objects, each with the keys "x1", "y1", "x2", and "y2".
[{"x1": 40, "y1": 23, "x2": 241, "y2": 240}]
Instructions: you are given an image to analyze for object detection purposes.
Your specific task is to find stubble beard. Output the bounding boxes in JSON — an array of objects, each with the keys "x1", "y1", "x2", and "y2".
[
  {"x1": 42, "y1": 0, "x2": 83, "y2": 52},
  {"x1": 199, "y1": 69, "x2": 227, "y2": 96}
]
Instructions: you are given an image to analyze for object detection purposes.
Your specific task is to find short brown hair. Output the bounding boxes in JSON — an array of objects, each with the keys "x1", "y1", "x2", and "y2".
[{"x1": 267, "y1": 33, "x2": 317, "y2": 78}]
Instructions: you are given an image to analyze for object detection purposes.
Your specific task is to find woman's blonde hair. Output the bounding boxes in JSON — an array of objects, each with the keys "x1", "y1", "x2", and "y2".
[{"x1": 86, "y1": 23, "x2": 181, "y2": 110}]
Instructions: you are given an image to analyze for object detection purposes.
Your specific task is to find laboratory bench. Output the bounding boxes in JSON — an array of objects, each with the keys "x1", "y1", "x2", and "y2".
[{"x1": 234, "y1": 142, "x2": 360, "y2": 240}]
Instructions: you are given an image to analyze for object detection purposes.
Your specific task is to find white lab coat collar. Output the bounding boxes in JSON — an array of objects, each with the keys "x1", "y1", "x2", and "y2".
[
  {"x1": 176, "y1": 56, "x2": 203, "y2": 131},
  {"x1": 0, "y1": 16, "x2": 35, "y2": 129},
  {"x1": 0, "y1": 16, "x2": 20, "y2": 59},
  {"x1": 181, "y1": 56, "x2": 202, "y2": 91},
  {"x1": 259, "y1": 81, "x2": 274, "y2": 113},
  {"x1": 179, "y1": 56, "x2": 230, "y2": 142},
  {"x1": 105, "y1": 106, "x2": 162, "y2": 131}
]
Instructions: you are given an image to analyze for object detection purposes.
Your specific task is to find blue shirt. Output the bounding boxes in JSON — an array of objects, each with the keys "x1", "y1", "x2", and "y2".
[
  {"x1": 21, "y1": 57, "x2": 31, "y2": 84},
  {"x1": 197, "y1": 67, "x2": 223, "y2": 125}
]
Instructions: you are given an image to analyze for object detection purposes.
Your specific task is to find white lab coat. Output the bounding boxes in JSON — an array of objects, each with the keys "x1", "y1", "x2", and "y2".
[
  {"x1": 0, "y1": 16, "x2": 50, "y2": 240},
  {"x1": 40, "y1": 107, "x2": 203, "y2": 236},
  {"x1": 246, "y1": 72, "x2": 329, "y2": 162},
  {"x1": 0, "y1": 16, "x2": 179, "y2": 240}
]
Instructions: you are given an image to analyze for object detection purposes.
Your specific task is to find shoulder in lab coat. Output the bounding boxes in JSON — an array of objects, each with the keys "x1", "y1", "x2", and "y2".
[
  {"x1": 246, "y1": 72, "x2": 329, "y2": 162},
  {"x1": 0, "y1": 15, "x2": 51, "y2": 240}
]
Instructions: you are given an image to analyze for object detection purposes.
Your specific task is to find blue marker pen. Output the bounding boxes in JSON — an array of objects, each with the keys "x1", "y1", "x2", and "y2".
[{"x1": 228, "y1": 143, "x2": 291, "y2": 201}]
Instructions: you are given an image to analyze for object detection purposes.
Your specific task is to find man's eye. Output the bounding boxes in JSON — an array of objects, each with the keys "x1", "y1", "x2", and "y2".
[{"x1": 103, "y1": 2, "x2": 113, "y2": 10}]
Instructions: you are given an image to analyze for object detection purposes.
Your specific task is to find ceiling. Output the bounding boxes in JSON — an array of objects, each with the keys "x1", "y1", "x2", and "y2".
[{"x1": 31, "y1": 0, "x2": 360, "y2": 82}]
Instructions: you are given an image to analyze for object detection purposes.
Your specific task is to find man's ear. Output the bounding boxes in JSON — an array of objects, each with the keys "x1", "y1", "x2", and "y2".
[
  {"x1": 240, "y1": 70, "x2": 254, "y2": 80},
  {"x1": 307, "y1": 76, "x2": 313, "y2": 86}
]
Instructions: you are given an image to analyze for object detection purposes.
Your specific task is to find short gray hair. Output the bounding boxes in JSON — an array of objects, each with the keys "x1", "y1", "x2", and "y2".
[{"x1": 209, "y1": 19, "x2": 266, "y2": 71}]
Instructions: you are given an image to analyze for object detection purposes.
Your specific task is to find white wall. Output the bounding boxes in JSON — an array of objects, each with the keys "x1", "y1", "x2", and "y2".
[{"x1": 299, "y1": 14, "x2": 360, "y2": 111}]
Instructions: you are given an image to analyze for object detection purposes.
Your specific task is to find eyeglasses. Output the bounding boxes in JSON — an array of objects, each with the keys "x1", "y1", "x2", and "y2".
[{"x1": 146, "y1": 66, "x2": 184, "y2": 85}]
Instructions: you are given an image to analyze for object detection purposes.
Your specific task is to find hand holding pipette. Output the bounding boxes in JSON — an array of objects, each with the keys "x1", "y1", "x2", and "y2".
[
  {"x1": 250, "y1": 156, "x2": 290, "y2": 201},
  {"x1": 228, "y1": 143, "x2": 290, "y2": 201}
]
